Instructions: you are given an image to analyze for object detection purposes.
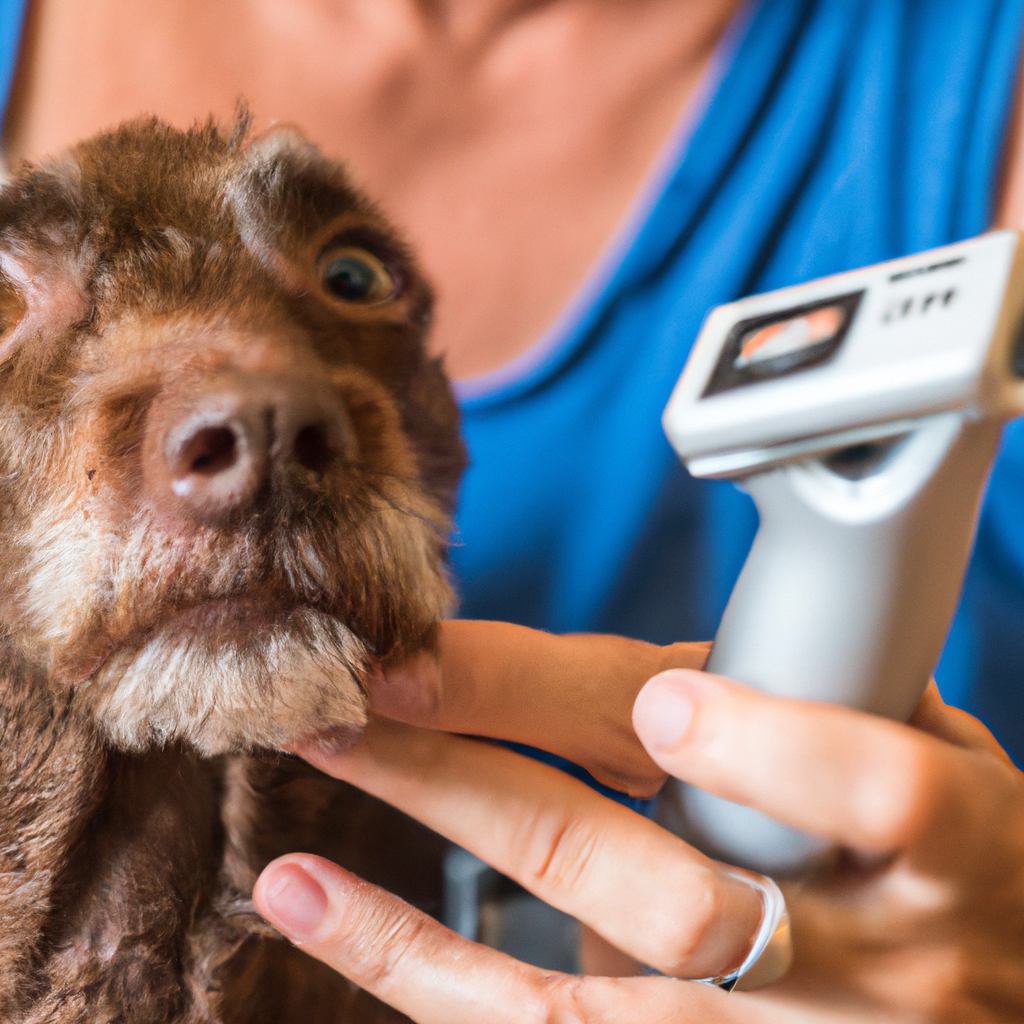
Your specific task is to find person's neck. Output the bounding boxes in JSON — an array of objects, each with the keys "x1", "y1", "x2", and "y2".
[
  {"x1": 411, "y1": 0, "x2": 669, "y2": 54},
  {"x1": 416, "y1": 0, "x2": 565, "y2": 40}
]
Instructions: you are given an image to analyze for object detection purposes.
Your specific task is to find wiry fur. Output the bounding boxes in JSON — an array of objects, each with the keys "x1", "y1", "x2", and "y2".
[{"x1": 0, "y1": 113, "x2": 466, "y2": 1022}]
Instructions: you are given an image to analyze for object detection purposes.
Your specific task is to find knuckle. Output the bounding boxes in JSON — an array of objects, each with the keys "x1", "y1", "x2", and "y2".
[
  {"x1": 652, "y1": 873, "x2": 725, "y2": 975},
  {"x1": 348, "y1": 895, "x2": 430, "y2": 989},
  {"x1": 520, "y1": 812, "x2": 603, "y2": 894},
  {"x1": 854, "y1": 736, "x2": 945, "y2": 850},
  {"x1": 539, "y1": 973, "x2": 590, "y2": 1024}
]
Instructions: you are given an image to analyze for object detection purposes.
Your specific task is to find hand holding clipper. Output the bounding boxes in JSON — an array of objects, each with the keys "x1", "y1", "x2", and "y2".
[{"x1": 663, "y1": 231, "x2": 1024, "y2": 874}]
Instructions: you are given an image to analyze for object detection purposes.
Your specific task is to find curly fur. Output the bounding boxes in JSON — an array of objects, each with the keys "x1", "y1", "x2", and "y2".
[{"x1": 0, "y1": 112, "x2": 466, "y2": 1022}]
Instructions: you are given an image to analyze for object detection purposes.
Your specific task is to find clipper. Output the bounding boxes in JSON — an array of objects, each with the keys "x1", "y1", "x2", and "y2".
[{"x1": 663, "y1": 230, "x2": 1024, "y2": 874}]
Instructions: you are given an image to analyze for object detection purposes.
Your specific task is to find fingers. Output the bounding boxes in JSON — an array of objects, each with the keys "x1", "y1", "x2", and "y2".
[
  {"x1": 633, "y1": 670, "x2": 986, "y2": 856},
  {"x1": 909, "y1": 682, "x2": 1017, "y2": 768},
  {"x1": 294, "y1": 719, "x2": 764, "y2": 980},
  {"x1": 254, "y1": 854, "x2": 736, "y2": 1024},
  {"x1": 371, "y1": 621, "x2": 707, "y2": 797},
  {"x1": 254, "y1": 854, "x2": 548, "y2": 1024}
]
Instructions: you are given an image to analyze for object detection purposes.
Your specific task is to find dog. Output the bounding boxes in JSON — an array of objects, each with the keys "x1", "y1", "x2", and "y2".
[{"x1": 0, "y1": 111, "x2": 466, "y2": 1023}]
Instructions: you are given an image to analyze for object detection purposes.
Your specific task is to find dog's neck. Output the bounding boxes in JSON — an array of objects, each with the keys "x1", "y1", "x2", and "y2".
[{"x1": 0, "y1": 660, "x2": 234, "y2": 1020}]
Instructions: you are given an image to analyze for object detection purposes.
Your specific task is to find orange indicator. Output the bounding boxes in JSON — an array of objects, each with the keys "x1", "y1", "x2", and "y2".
[{"x1": 734, "y1": 305, "x2": 845, "y2": 369}]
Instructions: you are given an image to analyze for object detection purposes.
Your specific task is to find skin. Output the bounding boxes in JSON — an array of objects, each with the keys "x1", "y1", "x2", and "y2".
[
  {"x1": 6, "y1": 0, "x2": 1024, "y2": 1017},
  {"x1": 252, "y1": 621, "x2": 1024, "y2": 1022},
  {"x1": 2, "y1": 0, "x2": 743, "y2": 380}
]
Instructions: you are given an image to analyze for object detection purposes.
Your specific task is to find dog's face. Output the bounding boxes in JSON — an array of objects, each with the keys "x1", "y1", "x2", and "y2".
[{"x1": 0, "y1": 116, "x2": 464, "y2": 755}]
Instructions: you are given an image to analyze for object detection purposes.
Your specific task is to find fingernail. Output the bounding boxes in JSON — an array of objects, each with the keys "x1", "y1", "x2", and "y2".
[
  {"x1": 262, "y1": 863, "x2": 328, "y2": 938},
  {"x1": 635, "y1": 674, "x2": 696, "y2": 751}
]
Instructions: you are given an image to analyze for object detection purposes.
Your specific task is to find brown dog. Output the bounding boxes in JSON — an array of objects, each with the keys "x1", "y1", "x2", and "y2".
[{"x1": 0, "y1": 112, "x2": 466, "y2": 1022}]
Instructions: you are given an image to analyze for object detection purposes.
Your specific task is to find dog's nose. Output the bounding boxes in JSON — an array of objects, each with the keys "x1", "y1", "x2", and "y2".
[{"x1": 143, "y1": 372, "x2": 349, "y2": 523}]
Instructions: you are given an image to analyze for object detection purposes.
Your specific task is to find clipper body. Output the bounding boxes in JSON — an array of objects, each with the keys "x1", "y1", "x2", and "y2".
[{"x1": 663, "y1": 231, "x2": 1024, "y2": 873}]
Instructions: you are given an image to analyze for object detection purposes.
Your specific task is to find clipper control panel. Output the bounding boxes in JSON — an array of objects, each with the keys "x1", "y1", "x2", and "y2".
[{"x1": 664, "y1": 231, "x2": 1024, "y2": 477}]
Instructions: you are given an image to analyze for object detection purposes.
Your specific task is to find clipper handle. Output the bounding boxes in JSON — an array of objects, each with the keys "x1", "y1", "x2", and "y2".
[{"x1": 679, "y1": 413, "x2": 1002, "y2": 874}]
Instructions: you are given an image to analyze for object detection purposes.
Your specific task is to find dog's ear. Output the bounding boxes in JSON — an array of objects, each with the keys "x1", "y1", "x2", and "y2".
[
  {"x1": 243, "y1": 123, "x2": 319, "y2": 165},
  {"x1": 0, "y1": 250, "x2": 87, "y2": 368}
]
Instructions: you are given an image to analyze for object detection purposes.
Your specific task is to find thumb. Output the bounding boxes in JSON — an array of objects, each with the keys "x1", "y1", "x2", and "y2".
[{"x1": 253, "y1": 854, "x2": 545, "y2": 1024}]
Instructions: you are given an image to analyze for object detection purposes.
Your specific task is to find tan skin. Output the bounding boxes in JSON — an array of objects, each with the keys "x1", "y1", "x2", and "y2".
[
  {"x1": 7, "y1": 1, "x2": 1024, "y2": 1019},
  {"x1": 3, "y1": 0, "x2": 741, "y2": 380}
]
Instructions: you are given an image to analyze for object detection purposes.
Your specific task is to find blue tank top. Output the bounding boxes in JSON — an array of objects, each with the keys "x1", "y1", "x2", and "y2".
[
  {"x1": 3, "y1": 0, "x2": 1024, "y2": 772},
  {"x1": 449, "y1": 0, "x2": 1024, "y2": 765},
  {"x1": 0, "y1": 1, "x2": 25, "y2": 117}
]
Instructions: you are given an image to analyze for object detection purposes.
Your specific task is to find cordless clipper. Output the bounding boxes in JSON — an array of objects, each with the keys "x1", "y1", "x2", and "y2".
[{"x1": 663, "y1": 230, "x2": 1024, "y2": 874}]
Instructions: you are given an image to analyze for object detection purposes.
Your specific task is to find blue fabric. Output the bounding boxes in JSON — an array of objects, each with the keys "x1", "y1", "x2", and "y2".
[
  {"x1": 0, "y1": 0, "x2": 26, "y2": 120},
  {"x1": 452, "y1": 0, "x2": 1024, "y2": 766},
  {"x1": 498, "y1": 743, "x2": 656, "y2": 817}
]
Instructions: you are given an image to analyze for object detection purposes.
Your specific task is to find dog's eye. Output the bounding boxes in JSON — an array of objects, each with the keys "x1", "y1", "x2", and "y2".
[{"x1": 320, "y1": 247, "x2": 397, "y2": 305}]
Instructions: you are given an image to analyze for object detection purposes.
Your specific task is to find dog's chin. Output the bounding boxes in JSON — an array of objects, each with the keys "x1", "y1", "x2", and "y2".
[{"x1": 86, "y1": 605, "x2": 371, "y2": 756}]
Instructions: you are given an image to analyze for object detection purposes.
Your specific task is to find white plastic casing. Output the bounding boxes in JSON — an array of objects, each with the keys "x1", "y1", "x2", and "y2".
[
  {"x1": 660, "y1": 231, "x2": 1024, "y2": 875},
  {"x1": 664, "y1": 230, "x2": 1024, "y2": 477}
]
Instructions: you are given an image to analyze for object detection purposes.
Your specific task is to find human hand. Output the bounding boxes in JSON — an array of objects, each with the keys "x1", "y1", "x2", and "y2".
[
  {"x1": 368, "y1": 619, "x2": 710, "y2": 797},
  {"x1": 254, "y1": 622, "x2": 1024, "y2": 1022}
]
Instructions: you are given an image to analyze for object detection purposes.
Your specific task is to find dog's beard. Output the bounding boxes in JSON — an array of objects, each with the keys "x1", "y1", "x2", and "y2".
[
  {"x1": 87, "y1": 606, "x2": 370, "y2": 755},
  {"x1": 16, "y1": 466, "x2": 453, "y2": 754}
]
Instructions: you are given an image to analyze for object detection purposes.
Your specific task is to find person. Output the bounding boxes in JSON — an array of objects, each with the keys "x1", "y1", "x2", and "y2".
[{"x1": 3, "y1": 0, "x2": 1024, "y2": 1018}]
